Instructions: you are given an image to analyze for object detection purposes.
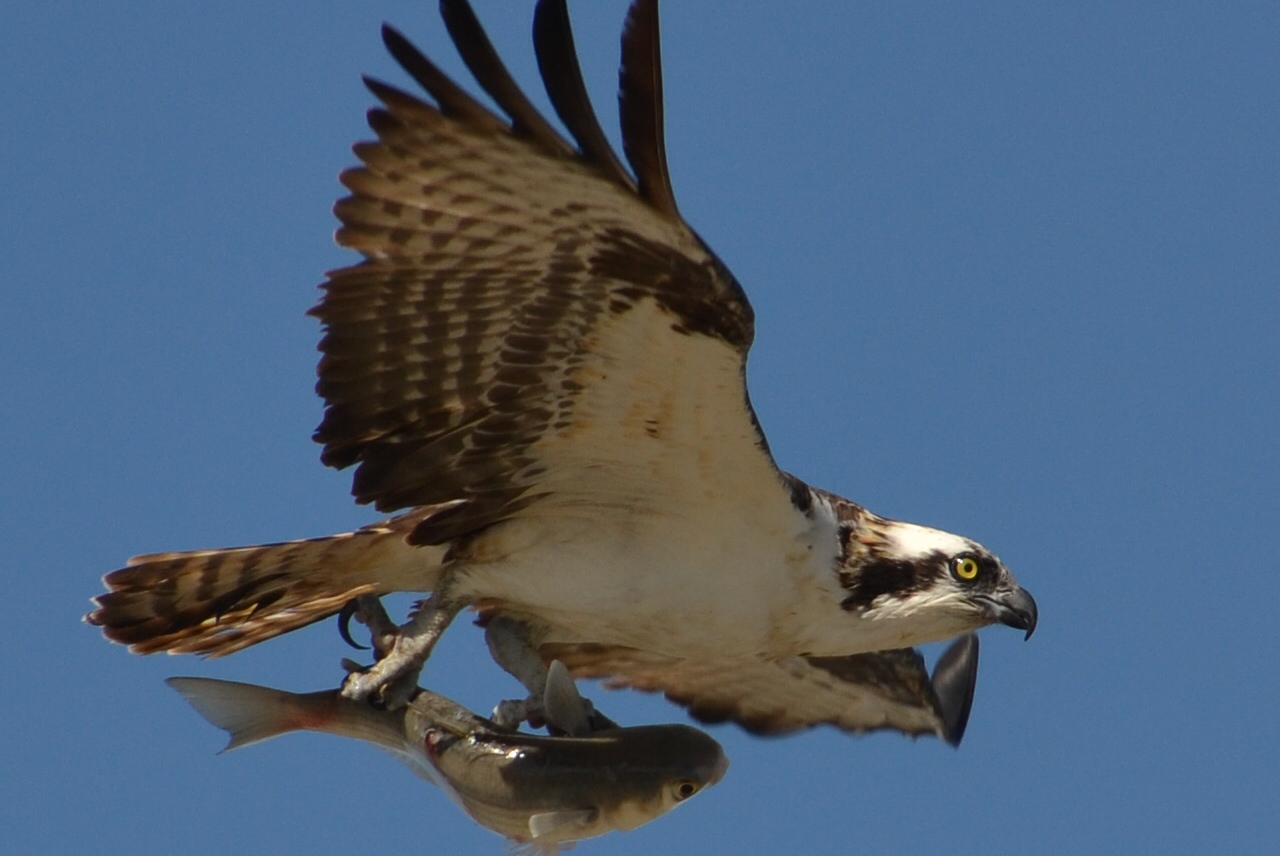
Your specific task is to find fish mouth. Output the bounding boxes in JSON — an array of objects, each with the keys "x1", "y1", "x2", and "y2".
[{"x1": 974, "y1": 586, "x2": 1038, "y2": 640}]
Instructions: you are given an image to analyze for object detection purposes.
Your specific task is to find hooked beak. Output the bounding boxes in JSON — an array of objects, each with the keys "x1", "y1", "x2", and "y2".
[{"x1": 977, "y1": 585, "x2": 1038, "y2": 640}]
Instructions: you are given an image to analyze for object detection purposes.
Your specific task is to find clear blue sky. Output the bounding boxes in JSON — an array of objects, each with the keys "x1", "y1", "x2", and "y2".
[{"x1": 4, "y1": 2, "x2": 1277, "y2": 853}]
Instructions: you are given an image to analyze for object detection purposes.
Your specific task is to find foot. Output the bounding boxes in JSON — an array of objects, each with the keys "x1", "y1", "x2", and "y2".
[
  {"x1": 483, "y1": 616, "x2": 618, "y2": 734},
  {"x1": 338, "y1": 591, "x2": 463, "y2": 708},
  {"x1": 491, "y1": 696, "x2": 544, "y2": 731},
  {"x1": 338, "y1": 594, "x2": 399, "y2": 658},
  {"x1": 494, "y1": 685, "x2": 616, "y2": 735}
]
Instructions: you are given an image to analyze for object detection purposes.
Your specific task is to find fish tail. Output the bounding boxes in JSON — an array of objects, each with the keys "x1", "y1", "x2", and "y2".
[{"x1": 166, "y1": 677, "x2": 339, "y2": 753}]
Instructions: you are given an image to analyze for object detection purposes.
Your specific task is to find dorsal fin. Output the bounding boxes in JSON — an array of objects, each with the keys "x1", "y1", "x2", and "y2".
[
  {"x1": 379, "y1": 23, "x2": 506, "y2": 132},
  {"x1": 438, "y1": 0, "x2": 575, "y2": 158},
  {"x1": 533, "y1": 0, "x2": 638, "y2": 193},
  {"x1": 931, "y1": 633, "x2": 980, "y2": 747},
  {"x1": 618, "y1": 0, "x2": 679, "y2": 219}
]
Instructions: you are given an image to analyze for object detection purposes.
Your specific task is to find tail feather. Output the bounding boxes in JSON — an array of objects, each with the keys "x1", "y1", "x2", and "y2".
[{"x1": 87, "y1": 509, "x2": 444, "y2": 657}]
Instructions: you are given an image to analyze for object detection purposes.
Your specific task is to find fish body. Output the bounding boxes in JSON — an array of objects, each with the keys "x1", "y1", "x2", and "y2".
[{"x1": 168, "y1": 677, "x2": 726, "y2": 849}]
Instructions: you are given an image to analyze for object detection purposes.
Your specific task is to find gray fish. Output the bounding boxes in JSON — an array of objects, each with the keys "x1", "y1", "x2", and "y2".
[{"x1": 167, "y1": 676, "x2": 727, "y2": 851}]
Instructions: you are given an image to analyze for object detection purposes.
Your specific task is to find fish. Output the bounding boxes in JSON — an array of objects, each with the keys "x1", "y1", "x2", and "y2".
[{"x1": 167, "y1": 674, "x2": 728, "y2": 851}]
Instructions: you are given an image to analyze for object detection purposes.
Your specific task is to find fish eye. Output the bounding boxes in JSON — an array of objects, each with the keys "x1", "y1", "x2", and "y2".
[
  {"x1": 673, "y1": 779, "x2": 699, "y2": 801},
  {"x1": 952, "y1": 555, "x2": 981, "y2": 581}
]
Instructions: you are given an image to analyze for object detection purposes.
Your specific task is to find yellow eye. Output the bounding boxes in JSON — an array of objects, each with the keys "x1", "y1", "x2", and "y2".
[
  {"x1": 674, "y1": 780, "x2": 700, "y2": 801},
  {"x1": 953, "y1": 556, "x2": 981, "y2": 581}
]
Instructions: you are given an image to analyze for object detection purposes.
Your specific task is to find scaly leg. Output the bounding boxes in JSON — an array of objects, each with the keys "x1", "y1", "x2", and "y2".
[
  {"x1": 339, "y1": 585, "x2": 464, "y2": 708},
  {"x1": 485, "y1": 617, "x2": 617, "y2": 734}
]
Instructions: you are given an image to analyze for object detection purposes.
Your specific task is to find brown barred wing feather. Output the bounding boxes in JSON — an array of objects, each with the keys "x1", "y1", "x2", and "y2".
[
  {"x1": 311, "y1": 1, "x2": 767, "y2": 545},
  {"x1": 546, "y1": 635, "x2": 981, "y2": 745}
]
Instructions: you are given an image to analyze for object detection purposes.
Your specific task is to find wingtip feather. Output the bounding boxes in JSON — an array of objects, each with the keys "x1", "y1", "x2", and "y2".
[{"x1": 619, "y1": 0, "x2": 678, "y2": 219}]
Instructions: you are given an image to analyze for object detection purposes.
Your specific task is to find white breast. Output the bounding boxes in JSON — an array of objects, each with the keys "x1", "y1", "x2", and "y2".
[{"x1": 450, "y1": 298, "x2": 847, "y2": 658}]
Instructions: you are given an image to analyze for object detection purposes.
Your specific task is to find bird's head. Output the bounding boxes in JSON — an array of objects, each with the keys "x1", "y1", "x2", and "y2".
[{"x1": 837, "y1": 516, "x2": 1037, "y2": 642}]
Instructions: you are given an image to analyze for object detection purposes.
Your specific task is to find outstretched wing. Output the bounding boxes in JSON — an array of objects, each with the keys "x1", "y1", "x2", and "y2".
[
  {"x1": 547, "y1": 635, "x2": 981, "y2": 745},
  {"x1": 313, "y1": 0, "x2": 774, "y2": 545}
]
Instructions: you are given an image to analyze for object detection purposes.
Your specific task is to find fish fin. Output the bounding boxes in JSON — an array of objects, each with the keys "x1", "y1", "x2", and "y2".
[
  {"x1": 527, "y1": 808, "x2": 597, "y2": 841},
  {"x1": 542, "y1": 660, "x2": 590, "y2": 737},
  {"x1": 505, "y1": 840, "x2": 570, "y2": 856},
  {"x1": 167, "y1": 677, "x2": 317, "y2": 753}
]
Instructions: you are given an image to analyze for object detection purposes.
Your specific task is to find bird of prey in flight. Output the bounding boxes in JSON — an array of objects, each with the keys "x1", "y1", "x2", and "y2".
[{"x1": 89, "y1": 0, "x2": 1036, "y2": 740}]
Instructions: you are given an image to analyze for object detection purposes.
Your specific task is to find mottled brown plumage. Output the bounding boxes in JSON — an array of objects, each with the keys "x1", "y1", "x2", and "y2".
[
  {"x1": 90, "y1": 507, "x2": 444, "y2": 656},
  {"x1": 89, "y1": 1, "x2": 1035, "y2": 740},
  {"x1": 91, "y1": 0, "x2": 763, "y2": 660},
  {"x1": 545, "y1": 634, "x2": 979, "y2": 744},
  {"x1": 311, "y1": 5, "x2": 757, "y2": 543}
]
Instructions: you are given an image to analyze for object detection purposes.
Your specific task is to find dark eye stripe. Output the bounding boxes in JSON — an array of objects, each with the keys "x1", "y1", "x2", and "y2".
[{"x1": 840, "y1": 553, "x2": 944, "y2": 611}]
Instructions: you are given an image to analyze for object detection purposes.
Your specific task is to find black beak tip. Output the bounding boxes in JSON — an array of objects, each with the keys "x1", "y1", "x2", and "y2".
[
  {"x1": 1020, "y1": 591, "x2": 1038, "y2": 641},
  {"x1": 1015, "y1": 591, "x2": 1038, "y2": 641},
  {"x1": 990, "y1": 587, "x2": 1037, "y2": 641}
]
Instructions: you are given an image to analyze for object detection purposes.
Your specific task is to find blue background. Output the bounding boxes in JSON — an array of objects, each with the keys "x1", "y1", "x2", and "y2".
[{"x1": 4, "y1": 2, "x2": 1277, "y2": 853}]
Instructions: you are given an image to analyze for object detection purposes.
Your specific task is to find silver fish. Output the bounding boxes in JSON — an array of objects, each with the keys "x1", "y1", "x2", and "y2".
[{"x1": 167, "y1": 676, "x2": 727, "y2": 851}]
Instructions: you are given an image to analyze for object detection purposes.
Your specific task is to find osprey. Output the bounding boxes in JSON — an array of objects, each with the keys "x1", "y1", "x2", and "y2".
[{"x1": 89, "y1": 0, "x2": 1035, "y2": 739}]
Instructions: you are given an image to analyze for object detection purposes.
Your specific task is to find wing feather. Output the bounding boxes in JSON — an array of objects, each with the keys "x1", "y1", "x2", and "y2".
[
  {"x1": 311, "y1": 0, "x2": 767, "y2": 543},
  {"x1": 377, "y1": 26, "x2": 506, "y2": 133},
  {"x1": 546, "y1": 635, "x2": 981, "y2": 745},
  {"x1": 439, "y1": 0, "x2": 576, "y2": 158},
  {"x1": 533, "y1": 0, "x2": 638, "y2": 192},
  {"x1": 618, "y1": 0, "x2": 678, "y2": 218}
]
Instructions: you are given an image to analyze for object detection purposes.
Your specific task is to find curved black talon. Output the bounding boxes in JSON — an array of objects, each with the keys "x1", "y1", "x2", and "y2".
[{"x1": 337, "y1": 600, "x2": 370, "y2": 650}]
